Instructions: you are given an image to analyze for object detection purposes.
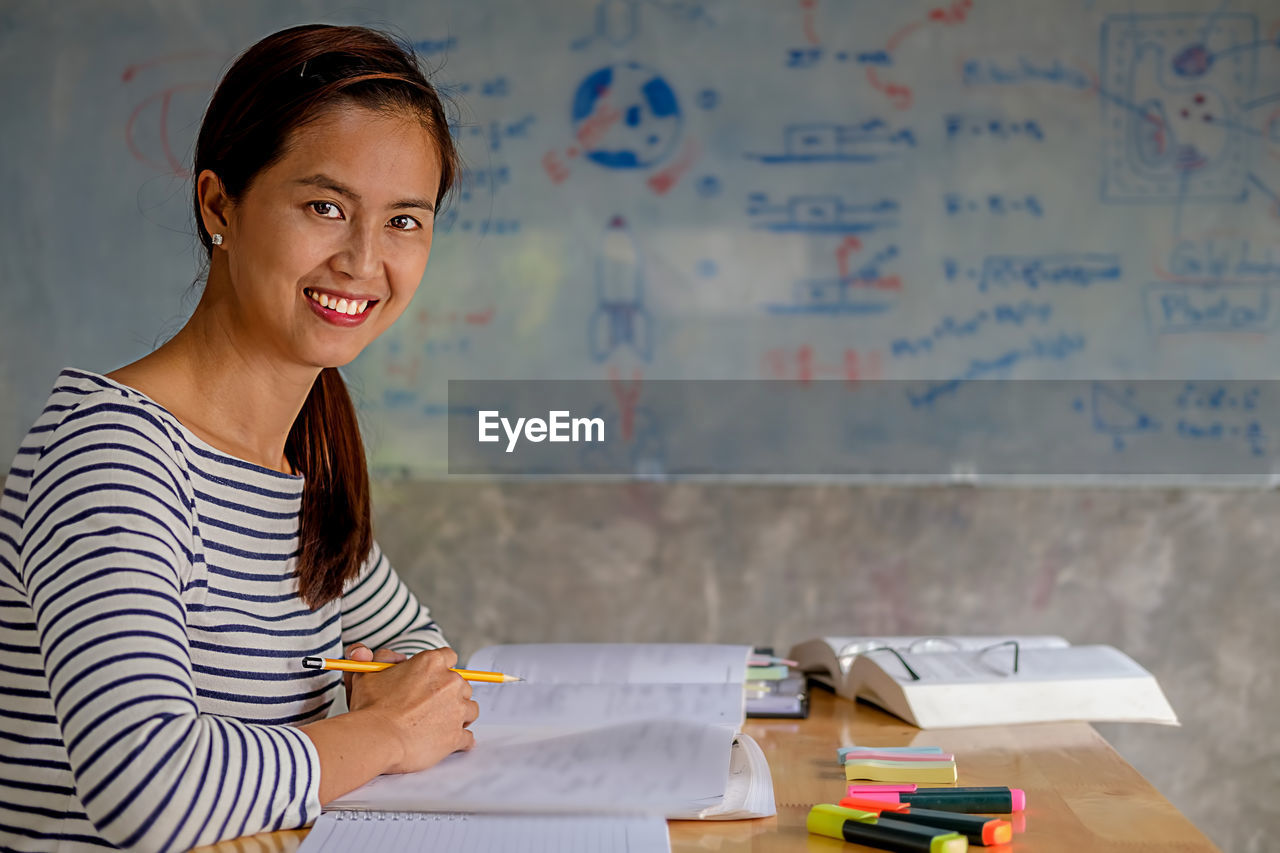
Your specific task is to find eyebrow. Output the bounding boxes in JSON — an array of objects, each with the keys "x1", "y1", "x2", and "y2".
[{"x1": 293, "y1": 173, "x2": 435, "y2": 213}]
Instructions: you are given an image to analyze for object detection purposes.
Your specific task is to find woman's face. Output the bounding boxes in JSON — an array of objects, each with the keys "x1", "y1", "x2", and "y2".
[{"x1": 208, "y1": 104, "x2": 443, "y2": 370}]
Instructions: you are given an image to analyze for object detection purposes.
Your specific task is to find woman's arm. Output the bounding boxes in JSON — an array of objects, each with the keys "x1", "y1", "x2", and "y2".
[
  {"x1": 338, "y1": 542, "x2": 447, "y2": 654},
  {"x1": 20, "y1": 400, "x2": 318, "y2": 851}
]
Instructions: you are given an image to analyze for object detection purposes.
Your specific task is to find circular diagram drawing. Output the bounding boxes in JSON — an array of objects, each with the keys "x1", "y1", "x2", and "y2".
[{"x1": 571, "y1": 62, "x2": 682, "y2": 169}]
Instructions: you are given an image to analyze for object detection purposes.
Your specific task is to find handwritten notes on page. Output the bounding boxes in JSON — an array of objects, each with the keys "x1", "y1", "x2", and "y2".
[
  {"x1": 466, "y1": 643, "x2": 751, "y2": 685},
  {"x1": 328, "y1": 718, "x2": 736, "y2": 815},
  {"x1": 469, "y1": 681, "x2": 746, "y2": 730}
]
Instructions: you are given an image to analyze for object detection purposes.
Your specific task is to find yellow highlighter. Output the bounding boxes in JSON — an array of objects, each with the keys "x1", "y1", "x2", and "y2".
[
  {"x1": 301, "y1": 656, "x2": 523, "y2": 683},
  {"x1": 808, "y1": 804, "x2": 969, "y2": 852}
]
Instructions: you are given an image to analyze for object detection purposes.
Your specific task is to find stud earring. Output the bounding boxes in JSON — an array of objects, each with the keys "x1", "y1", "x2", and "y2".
[{"x1": 211, "y1": 234, "x2": 224, "y2": 246}]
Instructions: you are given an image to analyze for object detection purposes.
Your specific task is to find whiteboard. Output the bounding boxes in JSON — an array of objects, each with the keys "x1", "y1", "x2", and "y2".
[{"x1": 3, "y1": 0, "x2": 1280, "y2": 482}]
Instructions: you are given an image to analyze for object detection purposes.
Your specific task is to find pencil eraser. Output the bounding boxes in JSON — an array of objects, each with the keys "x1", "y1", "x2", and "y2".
[{"x1": 1011, "y1": 789, "x2": 1026, "y2": 811}]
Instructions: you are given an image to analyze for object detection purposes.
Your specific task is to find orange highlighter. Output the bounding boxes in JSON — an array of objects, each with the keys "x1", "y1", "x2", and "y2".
[{"x1": 301, "y1": 656, "x2": 523, "y2": 683}]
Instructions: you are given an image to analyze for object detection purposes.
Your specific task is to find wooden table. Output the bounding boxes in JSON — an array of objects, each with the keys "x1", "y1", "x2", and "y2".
[{"x1": 193, "y1": 690, "x2": 1220, "y2": 852}]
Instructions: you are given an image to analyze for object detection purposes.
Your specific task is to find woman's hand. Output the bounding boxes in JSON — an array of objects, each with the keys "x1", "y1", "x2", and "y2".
[
  {"x1": 341, "y1": 642, "x2": 406, "y2": 706},
  {"x1": 344, "y1": 643, "x2": 479, "y2": 774}
]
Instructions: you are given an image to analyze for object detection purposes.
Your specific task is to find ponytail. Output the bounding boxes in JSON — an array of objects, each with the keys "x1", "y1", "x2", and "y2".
[{"x1": 287, "y1": 368, "x2": 372, "y2": 609}]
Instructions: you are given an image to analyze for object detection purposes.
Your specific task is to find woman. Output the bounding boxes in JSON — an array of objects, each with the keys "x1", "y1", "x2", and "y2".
[{"x1": 0, "y1": 24, "x2": 478, "y2": 851}]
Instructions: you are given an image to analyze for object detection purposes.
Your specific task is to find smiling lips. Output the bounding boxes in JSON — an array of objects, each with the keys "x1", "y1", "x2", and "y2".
[{"x1": 303, "y1": 287, "x2": 380, "y2": 326}]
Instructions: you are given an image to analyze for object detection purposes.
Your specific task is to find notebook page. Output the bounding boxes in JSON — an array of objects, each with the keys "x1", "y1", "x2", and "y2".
[
  {"x1": 466, "y1": 643, "x2": 751, "y2": 684},
  {"x1": 470, "y1": 681, "x2": 746, "y2": 730},
  {"x1": 329, "y1": 717, "x2": 735, "y2": 815},
  {"x1": 298, "y1": 812, "x2": 671, "y2": 853}
]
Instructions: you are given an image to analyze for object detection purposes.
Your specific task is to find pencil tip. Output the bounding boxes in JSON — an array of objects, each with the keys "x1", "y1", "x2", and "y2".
[{"x1": 507, "y1": 675, "x2": 525, "y2": 682}]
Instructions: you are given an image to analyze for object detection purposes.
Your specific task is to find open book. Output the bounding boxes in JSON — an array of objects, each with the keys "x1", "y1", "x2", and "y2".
[
  {"x1": 328, "y1": 644, "x2": 775, "y2": 820},
  {"x1": 789, "y1": 635, "x2": 1179, "y2": 729}
]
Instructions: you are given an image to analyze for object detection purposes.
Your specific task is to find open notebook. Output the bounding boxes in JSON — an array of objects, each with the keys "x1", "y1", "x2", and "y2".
[
  {"x1": 790, "y1": 634, "x2": 1178, "y2": 729},
  {"x1": 328, "y1": 644, "x2": 775, "y2": 820}
]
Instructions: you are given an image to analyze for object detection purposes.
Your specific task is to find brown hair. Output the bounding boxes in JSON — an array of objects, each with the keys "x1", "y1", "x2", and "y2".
[{"x1": 192, "y1": 24, "x2": 460, "y2": 608}]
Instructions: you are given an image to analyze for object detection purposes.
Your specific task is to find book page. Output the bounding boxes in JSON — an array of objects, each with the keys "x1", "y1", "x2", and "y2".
[
  {"x1": 851, "y1": 645, "x2": 1177, "y2": 727},
  {"x1": 299, "y1": 812, "x2": 671, "y2": 853},
  {"x1": 329, "y1": 718, "x2": 736, "y2": 815},
  {"x1": 820, "y1": 635, "x2": 1070, "y2": 675},
  {"x1": 467, "y1": 643, "x2": 752, "y2": 685},
  {"x1": 876, "y1": 644, "x2": 1153, "y2": 685},
  {"x1": 470, "y1": 681, "x2": 746, "y2": 730}
]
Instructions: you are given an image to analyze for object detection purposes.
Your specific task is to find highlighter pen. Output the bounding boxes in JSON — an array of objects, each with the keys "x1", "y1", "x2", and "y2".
[
  {"x1": 841, "y1": 795, "x2": 910, "y2": 813},
  {"x1": 849, "y1": 786, "x2": 1028, "y2": 807},
  {"x1": 913, "y1": 787, "x2": 1025, "y2": 811},
  {"x1": 851, "y1": 789, "x2": 1024, "y2": 814},
  {"x1": 840, "y1": 799, "x2": 1012, "y2": 846},
  {"x1": 301, "y1": 657, "x2": 523, "y2": 683},
  {"x1": 808, "y1": 805, "x2": 969, "y2": 853}
]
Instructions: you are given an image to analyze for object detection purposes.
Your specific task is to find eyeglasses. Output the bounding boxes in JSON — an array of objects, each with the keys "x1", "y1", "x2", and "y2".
[
  {"x1": 977, "y1": 639, "x2": 1021, "y2": 675},
  {"x1": 838, "y1": 638, "x2": 1023, "y2": 682}
]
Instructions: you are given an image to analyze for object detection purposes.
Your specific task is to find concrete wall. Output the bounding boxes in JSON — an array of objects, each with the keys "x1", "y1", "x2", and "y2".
[{"x1": 372, "y1": 480, "x2": 1280, "y2": 853}]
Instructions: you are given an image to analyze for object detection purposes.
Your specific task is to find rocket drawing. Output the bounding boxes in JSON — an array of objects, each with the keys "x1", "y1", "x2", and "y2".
[{"x1": 589, "y1": 215, "x2": 653, "y2": 362}]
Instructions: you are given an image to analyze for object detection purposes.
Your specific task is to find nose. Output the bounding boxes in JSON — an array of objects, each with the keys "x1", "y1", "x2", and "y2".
[{"x1": 335, "y1": 223, "x2": 381, "y2": 281}]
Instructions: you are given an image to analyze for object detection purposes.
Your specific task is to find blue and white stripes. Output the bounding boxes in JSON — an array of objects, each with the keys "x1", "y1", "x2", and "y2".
[{"x1": 0, "y1": 369, "x2": 446, "y2": 852}]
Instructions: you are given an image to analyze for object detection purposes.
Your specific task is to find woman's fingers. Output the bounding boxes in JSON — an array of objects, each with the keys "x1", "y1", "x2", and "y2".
[
  {"x1": 433, "y1": 646, "x2": 459, "y2": 670},
  {"x1": 341, "y1": 645, "x2": 481, "y2": 771}
]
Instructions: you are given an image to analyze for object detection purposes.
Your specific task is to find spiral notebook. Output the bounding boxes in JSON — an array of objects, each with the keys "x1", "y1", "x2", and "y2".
[{"x1": 297, "y1": 811, "x2": 671, "y2": 853}]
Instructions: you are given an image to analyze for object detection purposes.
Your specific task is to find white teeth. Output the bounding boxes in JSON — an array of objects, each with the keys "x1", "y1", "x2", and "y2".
[{"x1": 307, "y1": 288, "x2": 373, "y2": 315}]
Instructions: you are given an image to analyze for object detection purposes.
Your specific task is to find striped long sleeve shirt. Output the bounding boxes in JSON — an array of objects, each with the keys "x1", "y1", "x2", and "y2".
[{"x1": 0, "y1": 369, "x2": 447, "y2": 852}]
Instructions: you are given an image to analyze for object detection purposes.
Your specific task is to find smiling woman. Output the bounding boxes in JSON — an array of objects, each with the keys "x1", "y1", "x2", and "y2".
[{"x1": 0, "y1": 25, "x2": 479, "y2": 852}]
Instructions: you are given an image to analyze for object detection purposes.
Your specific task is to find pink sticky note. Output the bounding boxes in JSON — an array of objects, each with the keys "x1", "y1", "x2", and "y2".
[
  {"x1": 846, "y1": 790, "x2": 906, "y2": 803},
  {"x1": 848, "y1": 784, "x2": 917, "y2": 794},
  {"x1": 843, "y1": 751, "x2": 955, "y2": 763}
]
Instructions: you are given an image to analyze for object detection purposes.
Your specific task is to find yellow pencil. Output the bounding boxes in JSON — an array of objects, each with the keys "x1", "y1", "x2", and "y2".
[{"x1": 302, "y1": 656, "x2": 524, "y2": 683}]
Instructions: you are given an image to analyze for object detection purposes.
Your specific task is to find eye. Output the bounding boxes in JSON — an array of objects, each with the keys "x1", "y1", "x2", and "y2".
[
  {"x1": 389, "y1": 214, "x2": 423, "y2": 232},
  {"x1": 310, "y1": 201, "x2": 343, "y2": 219}
]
